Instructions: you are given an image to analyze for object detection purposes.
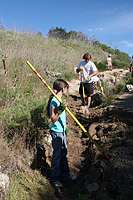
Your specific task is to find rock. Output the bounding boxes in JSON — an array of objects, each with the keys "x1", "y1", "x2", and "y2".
[
  {"x1": 44, "y1": 71, "x2": 65, "y2": 78},
  {"x1": 44, "y1": 134, "x2": 52, "y2": 145},
  {"x1": 0, "y1": 172, "x2": 9, "y2": 190},
  {"x1": 126, "y1": 84, "x2": 133, "y2": 92},
  {"x1": 98, "y1": 73, "x2": 116, "y2": 85},
  {"x1": 86, "y1": 182, "x2": 99, "y2": 194}
]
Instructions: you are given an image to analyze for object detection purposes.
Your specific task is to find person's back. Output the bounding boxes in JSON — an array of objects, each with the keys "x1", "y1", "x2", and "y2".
[
  {"x1": 107, "y1": 54, "x2": 112, "y2": 70},
  {"x1": 130, "y1": 55, "x2": 133, "y2": 66},
  {"x1": 130, "y1": 55, "x2": 133, "y2": 78}
]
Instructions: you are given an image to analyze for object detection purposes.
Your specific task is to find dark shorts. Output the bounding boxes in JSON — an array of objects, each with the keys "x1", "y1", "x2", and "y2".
[{"x1": 79, "y1": 82, "x2": 93, "y2": 97}]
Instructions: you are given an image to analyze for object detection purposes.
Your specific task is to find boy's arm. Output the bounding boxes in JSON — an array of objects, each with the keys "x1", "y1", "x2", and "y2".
[
  {"x1": 51, "y1": 102, "x2": 66, "y2": 123},
  {"x1": 51, "y1": 106, "x2": 61, "y2": 123}
]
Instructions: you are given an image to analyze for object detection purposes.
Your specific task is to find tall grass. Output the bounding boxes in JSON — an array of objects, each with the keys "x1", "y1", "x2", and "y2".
[
  {"x1": 0, "y1": 30, "x2": 109, "y2": 127},
  {"x1": 9, "y1": 169, "x2": 56, "y2": 200}
]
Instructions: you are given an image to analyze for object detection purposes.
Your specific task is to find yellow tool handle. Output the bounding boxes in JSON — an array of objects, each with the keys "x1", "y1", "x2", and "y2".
[
  {"x1": 93, "y1": 84, "x2": 105, "y2": 96},
  {"x1": 81, "y1": 71, "x2": 85, "y2": 99}
]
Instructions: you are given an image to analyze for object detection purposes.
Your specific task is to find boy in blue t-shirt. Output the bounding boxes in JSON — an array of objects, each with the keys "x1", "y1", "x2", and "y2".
[{"x1": 46, "y1": 79, "x2": 77, "y2": 187}]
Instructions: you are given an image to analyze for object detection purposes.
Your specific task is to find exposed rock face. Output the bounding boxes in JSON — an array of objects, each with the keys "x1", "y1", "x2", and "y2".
[{"x1": 98, "y1": 69, "x2": 129, "y2": 86}]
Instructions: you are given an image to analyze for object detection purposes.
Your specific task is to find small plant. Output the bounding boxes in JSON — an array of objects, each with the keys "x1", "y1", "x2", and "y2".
[
  {"x1": 125, "y1": 72, "x2": 133, "y2": 85},
  {"x1": 100, "y1": 81, "x2": 116, "y2": 106},
  {"x1": 77, "y1": 193, "x2": 90, "y2": 200},
  {"x1": 10, "y1": 169, "x2": 56, "y2": 200},
  {"x1": 115, "y1": 82, "x2": 126, "y2": 94},
  {"x1": 95, "y1": 61, "x2": 107, "y2": 72},
  {"x1": 5, "y1": 97, "x2": 49, "y2": 129},
  {"x1": 65, "y1": 71, "x2": 76, "y2": 81}
]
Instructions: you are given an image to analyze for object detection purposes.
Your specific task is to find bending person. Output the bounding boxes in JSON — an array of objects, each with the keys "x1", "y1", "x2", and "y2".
[{"x1": 91, "y1": 75, "x2": 104, "y2": 94}]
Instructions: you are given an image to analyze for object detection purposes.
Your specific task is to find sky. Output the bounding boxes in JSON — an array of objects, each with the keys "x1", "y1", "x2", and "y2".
[{"x1": 0, "y1": 0, "x2": 133, "y2": 56}]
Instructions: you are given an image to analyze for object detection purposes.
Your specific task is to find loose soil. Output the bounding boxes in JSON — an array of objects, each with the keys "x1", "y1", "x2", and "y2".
[{"x1": 48, "y1": 78, "x2": 133, "y2": 199}]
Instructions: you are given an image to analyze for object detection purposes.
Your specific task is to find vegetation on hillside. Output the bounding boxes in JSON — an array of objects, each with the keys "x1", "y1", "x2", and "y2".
[{"x1": 0, "y1": 28, "x2": 130, "y2": 127}]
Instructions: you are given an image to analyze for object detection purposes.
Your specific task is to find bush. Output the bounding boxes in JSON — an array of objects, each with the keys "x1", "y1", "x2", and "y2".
[
  {"x1": 112, "y1": 60, "x2": 127, "y2": 69},
  {"x1": 115, "y1": 82, "x2": 126, "y2": 94},
  {"x1": 125, "y1": 72, "x2": 133, "y2": 85},
  {"x1": 65, "y1": 71, "x2": 76, "y2": 81},
  {"x1": 100, "y1": 81, "x2": 116, "y2": 106},
  {"x1": 4, "y1": 97, "x2": 49, "y2": 129},
  {"x1": 95, "y1": 61, "x2": 107, "y2": 72}
]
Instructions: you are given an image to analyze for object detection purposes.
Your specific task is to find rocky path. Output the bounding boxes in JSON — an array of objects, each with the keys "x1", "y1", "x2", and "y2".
[
  {"x1": 56, "y1": 92, "x2": 133, "y2": 200},
  {"x1": 53, "y1": 70, "x2": 133, "y2": 200}
]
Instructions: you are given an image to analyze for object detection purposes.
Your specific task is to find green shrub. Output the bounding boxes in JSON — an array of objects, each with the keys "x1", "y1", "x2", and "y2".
[
  {"x1": 112, "y1": 60, "x2": 127, "y2": 69},
  {"x1": 77, "y1": 193, "x2": 90, "y2": 200},
  {"x1": 5, "y1": 97, "x2": 49, "y2": 129},
  {"x1": 115, "y1": 82, "x2": 126, "y2": 94},
  {"x1": 125, "y1": 72, "x2": 133, "y2": 85},
  {"x1": 100, "y1": 81, "x2": 116, "y2": 106},
  {"x1": 95, "y1": 61, "x2": 107, "y2": 72},
  {"x1": 10, "y1": 169, "x2": 56, "y2": 200},
  {"x1": 114, "y1": 49, "x2": 129, "y2": 63},
  {"x1": 65, "y1": 71, "x2": 76, "y2": 81}
]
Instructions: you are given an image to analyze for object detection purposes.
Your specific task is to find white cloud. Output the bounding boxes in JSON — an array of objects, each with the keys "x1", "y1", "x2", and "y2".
[
  {"x1": 95, "y1": 27, "x2": 105, "y2": 31},
  {"x1": 87, "y1": 28, "x2": 93, "y2": 32},
  {"x1": 120, "y1": 40, "x2": 133, "y2": 48},
  {"x1": 108, "y1": 13, "x2": 133, "y2": 32},
  {"x1": 87, "y1": 27, "x2": 105, "y2": 32}
]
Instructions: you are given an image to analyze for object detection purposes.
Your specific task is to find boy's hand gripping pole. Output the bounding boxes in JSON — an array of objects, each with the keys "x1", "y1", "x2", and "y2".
[{"x1": 26, "y1": 61, "x2": 108, "y2": 159}]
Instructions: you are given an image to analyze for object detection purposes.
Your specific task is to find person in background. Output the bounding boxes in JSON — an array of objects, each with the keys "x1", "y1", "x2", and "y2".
[
  {"x1": 46, "y1": 79, "x2": 77, "y2": 187},
  {"x1": 130, "y1": 55, "x2": 133, "y2": 78},
  {"x1": 106, "y1": 54, "x2": 112, "y2": 70},
  {"x1": 76, "y1": 53, "x2": 98, "y2": 109}
]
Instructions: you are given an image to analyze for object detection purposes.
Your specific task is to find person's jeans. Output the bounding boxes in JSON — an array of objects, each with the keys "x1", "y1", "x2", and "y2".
[{"x1": 50, "y1": 130, "x2": 69, "y2": 183}]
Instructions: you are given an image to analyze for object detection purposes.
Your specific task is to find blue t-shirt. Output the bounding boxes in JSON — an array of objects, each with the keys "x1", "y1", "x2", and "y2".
[{"x1": 50, "y1": 96, "x2": 66, "y2": 132}]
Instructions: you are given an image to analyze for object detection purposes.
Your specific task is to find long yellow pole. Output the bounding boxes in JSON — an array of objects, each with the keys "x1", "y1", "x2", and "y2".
[
  {"x1": 81, "y1": 70, "x2": 85, "y2": 105},
  {"x1": 26, "y1": 61, "x2": 108, "y2": 159}
]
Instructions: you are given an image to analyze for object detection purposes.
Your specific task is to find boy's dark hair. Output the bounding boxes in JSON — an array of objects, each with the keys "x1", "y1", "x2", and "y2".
[
  {"x1": 83, "y1": 53, "x2": 90, "y2": 60},
  {"x1": 46, "y1": 79, "x2": 69, "y2": 117}
]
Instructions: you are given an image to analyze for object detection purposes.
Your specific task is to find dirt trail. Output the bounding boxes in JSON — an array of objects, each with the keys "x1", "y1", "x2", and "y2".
[
  {"x1": 111, "y1": 92, "x2": 133, "y2": 113},
  {"x1": 47, "y1": 70, "x2": 133, "y2": 200},
  {"x1": 59, "y1": 92, "x2": 133, "y2": 200}
]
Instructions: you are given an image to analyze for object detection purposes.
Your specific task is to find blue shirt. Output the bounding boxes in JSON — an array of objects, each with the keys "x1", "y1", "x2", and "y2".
[{"x1": 50, "y1": 96, "x2": 66, "y2": 132}]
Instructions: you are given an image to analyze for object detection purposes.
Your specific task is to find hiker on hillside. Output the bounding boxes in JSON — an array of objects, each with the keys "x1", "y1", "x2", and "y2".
[
  {"x1": 76, "y1": 53, "x2": 98, "y2": 109},
  {"x1": 130, "y1": 55, "x2": 133, "y2": 78},
  {"x1": 46, "y1": 79, "x2": 77, "y2": 188},
  {"x1": 106, "y1": 54, "x2": 112, "y2": 70}
]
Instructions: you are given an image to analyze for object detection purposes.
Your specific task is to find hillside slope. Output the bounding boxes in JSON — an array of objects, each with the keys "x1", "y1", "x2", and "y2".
[{"x1": 0, "y1": 30, "x2": 132, "y2": 200}]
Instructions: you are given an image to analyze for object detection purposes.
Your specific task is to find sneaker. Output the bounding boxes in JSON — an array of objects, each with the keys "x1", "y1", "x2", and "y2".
[
  {"x1": 52, "y1": 180, "x2": 63, "y2": 187},
  {"x1": 69, "y1": 174, "x2": 77, "y2": 180}
]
